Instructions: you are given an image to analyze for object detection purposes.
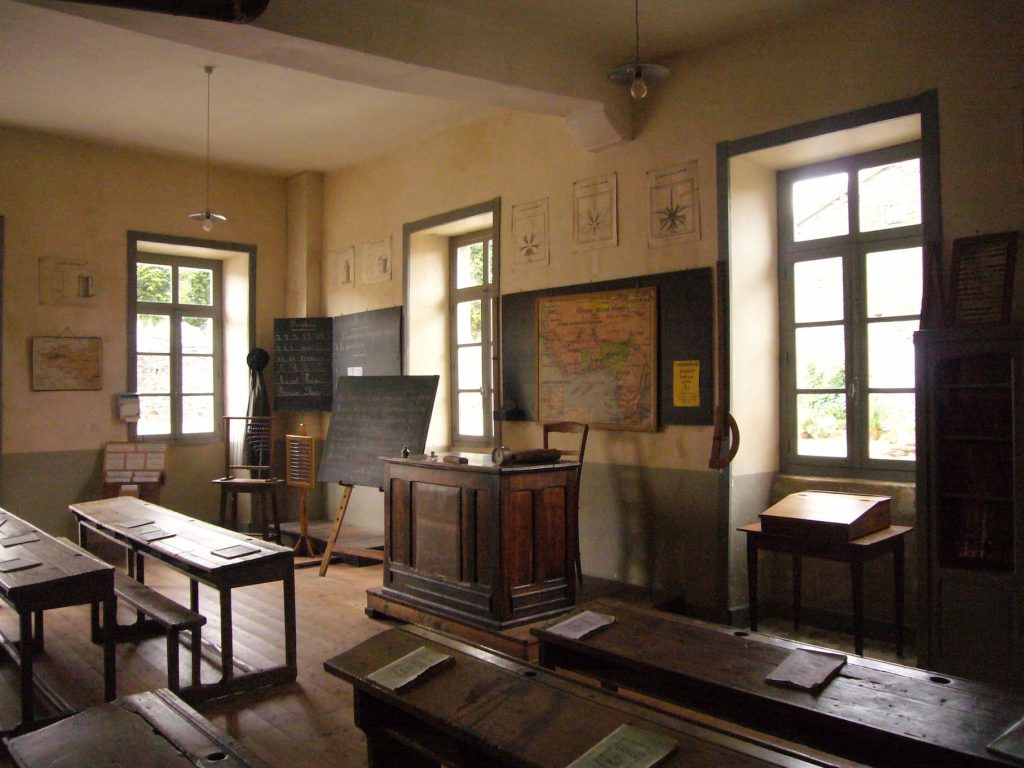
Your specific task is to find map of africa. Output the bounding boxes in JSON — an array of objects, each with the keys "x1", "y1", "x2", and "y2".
[{"x1": 536, "y1": 287, "x2": 657, "y2": 431}]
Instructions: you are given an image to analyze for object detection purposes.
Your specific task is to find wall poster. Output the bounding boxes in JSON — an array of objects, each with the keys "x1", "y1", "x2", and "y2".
[
  {"x1": 648, "y1": 161, "x2": 700, "y2": 246},
  {"x1": 573, "y1": 173, "x2": 618, "y2": 251}
]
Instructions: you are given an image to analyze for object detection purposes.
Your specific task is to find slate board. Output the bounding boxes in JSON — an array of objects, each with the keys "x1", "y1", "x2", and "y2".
[
  {"x1": 333, "y1": 307, "x2": 403, "y2": 390},
  {"x1": 318, "y1": 376, "x2": 438, "y2": 489}
]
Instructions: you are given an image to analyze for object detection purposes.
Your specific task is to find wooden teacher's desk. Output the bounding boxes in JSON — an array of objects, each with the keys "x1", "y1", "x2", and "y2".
[
  {"x1": 372, "y1": 454, "x2": 581, "y2": 630},
  {"x1": 70, "y1": 497, "x2": 296, "y2": 701},
  {"x1": 738, "y1": 491, "x2": 910, "y2": 656},
  {"x1": 0, "y1": 507, "x2": 116, "y2": 733},
  {"x1": 325, "y1": 624, "x2": 858, "y2": 768},
  {"x1": 535, "y1": 599, "x2": 1024, "y2": 768}
]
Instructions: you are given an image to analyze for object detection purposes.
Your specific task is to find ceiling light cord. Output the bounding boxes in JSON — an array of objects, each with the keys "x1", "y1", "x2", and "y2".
[
  {"x1": 606, "y1": 0, "x2": 666, "y2": 102},
  {"x1": 189, "y1": 65, "x2": 226, "y2": 231}
]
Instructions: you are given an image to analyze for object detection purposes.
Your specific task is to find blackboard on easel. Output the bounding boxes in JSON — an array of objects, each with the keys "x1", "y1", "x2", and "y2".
[
  {"x1": 333, "y1": 307, "x2": 403, "y2": 391},
  {"x1": 318, "y1": 375, "x2": 438, "y2": 490},
  {"x1": 273, "y1": 317, "x2": 333, "y2": 411}
]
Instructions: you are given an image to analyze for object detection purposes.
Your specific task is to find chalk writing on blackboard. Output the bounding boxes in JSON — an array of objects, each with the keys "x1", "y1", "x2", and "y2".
[
  {"x1": 333, "y1": 307, "x2": 403, "y2": 394},
  {"x1": 318, "y1": 376, "x2": 438, "y2": 489},
  {"x1": 273, "y1": 317, "x2": 333, "y2": 411}
]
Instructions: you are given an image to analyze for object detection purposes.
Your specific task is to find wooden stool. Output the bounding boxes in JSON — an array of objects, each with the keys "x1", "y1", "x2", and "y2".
[{"x1": 213, "y1": 477, "x2": 284, "y2": 542}]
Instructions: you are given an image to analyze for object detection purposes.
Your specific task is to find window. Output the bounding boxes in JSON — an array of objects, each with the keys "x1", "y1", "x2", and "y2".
[
  {"x1": 779, "y1": 143, "x2": 922, "y2": 477},
  {"x1": 449, "y1": 231, "x2": 495, "y2": 445},
  {"x1": 130, "y1": 254, "x2": 223, "y2": 439}
]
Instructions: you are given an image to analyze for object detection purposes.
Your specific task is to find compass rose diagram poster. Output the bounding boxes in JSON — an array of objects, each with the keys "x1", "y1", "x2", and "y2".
[{"x1": 536, "y1": 286, "x2": 657, "y2": 431}]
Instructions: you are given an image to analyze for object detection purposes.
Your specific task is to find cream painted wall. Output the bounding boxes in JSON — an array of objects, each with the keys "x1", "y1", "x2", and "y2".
[
  {"x1": 0, "y1": 126, "x2": 288, "y2": 527},
  {"x1": 319, "y1": 0, "x2": 1024, "y2": 610}
]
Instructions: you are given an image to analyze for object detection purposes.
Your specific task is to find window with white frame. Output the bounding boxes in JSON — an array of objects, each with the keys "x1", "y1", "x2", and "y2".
[
  {"x1": 130, "y1": 254, "x2": 222, "y2": 439},
  {"x1": 778, "y1": 142, "x2": 922, "y2": 477}
]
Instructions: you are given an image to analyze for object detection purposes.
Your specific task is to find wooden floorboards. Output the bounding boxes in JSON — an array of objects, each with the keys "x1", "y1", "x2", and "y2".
[{"x1": 0, "y1": 556, "x2": 388, "y2": 768}]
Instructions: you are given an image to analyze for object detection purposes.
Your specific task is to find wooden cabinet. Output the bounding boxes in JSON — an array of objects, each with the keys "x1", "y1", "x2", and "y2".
[
  {"x1": 916, "y1": 326, "x2": 1024, "y2": 684},
  {"x1": 379, "y1": 455, "x2": 580, "y2": 630}
]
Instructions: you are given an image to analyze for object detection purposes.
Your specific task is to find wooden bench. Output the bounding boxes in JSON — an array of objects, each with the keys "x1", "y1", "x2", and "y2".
[
  {"x1": 58, "y1": 538, "x2": 204, "y2": 694},
  {"x1": 324, "y1": 624, "x2": 861, "y2": 768},
  {"x1": 4, "y1": 688, "x2": 269, "y2": 768},
  {"x1": 533, "y1": 598, "x2": 1024, "y2": 768}
]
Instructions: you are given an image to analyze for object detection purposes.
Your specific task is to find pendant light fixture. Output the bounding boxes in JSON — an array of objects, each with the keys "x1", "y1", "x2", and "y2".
[
  {"x1": 606, "y1": 0, "x2": 669, "y2": 101},
  {"x1": 189, "y1": 65, "x2": 227, "y2": 232}
]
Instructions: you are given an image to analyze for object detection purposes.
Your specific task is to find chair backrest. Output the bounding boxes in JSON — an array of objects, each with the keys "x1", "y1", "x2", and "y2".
[
  {"x1": 543, "y1": 421, "x2": 589, "y2": 465},
  {"x1": 223, "y1": 416, "x2": 274, "y2": 478}
]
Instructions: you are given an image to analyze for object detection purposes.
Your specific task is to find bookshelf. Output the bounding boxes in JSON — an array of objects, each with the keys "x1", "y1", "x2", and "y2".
[{"x1": 916, "y1": 326, "x2": 1023, "y2": 684}]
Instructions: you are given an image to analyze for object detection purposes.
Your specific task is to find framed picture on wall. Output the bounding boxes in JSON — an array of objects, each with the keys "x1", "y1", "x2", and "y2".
[
  {"x1": 31, "y1": 335, "x2": 103, "y2": 391},
  {"x1": 949, "y1": 231, "x2": 1019, "y2": 325}
]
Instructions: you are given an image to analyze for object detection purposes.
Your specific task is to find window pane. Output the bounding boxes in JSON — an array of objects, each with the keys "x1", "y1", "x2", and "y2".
[
  {"x1": 457, "y1": 345, "x2": 482, "y2": 390},
  {"x1": 456, "y1": 242, "x2": 485, "y2": 289},
  {"x1": 458, "y1": 392, "x2": 484, "y2": 437},
  {"x1": 182, "y1": 395, "x2": 214, "y2": 434},
  {"x1": 456, "y1": 300, "x2": 482, "y2": 344},
  {"x1": 868, "y1": 319, "x2": 918, "y2": 388},
  {"x1": 137, "y1": 354, "x2": 170, "y2": 394},
  {"x1": 137, "y1": 263, "x2": 172, "y2": 303},
  {"x1": 137, "y1": 395, "x2": 171, "y2": 436},
  {"x1": 794, "y1": 257, "x2": 844, "y2": 323},
  {"x1": 867, "y1": 247, "x2": 922, "y2": 318},
  {"x1": 797, "y1": 393, "x2": 847, "y2": 457},
  {"x1": 182, "y1": 355, "x2": 213, "y2": 393},
  {"x1": 137, "y1": 314, "x2": 170, "y2": 353},
  {"x1": 792, "y1": 172, "x2": 849, "y2": 242},
  {"x1": 859, "y1": 158, "x2": 921, "y2": 233},
  {"x1": 795, "y1": 326, "x2": 845, "y2": 389},
  {"x1": 179, "y1": 266, "x2": 213, "y2": 306},
  {"x1": 869, "y1": 393, "x2": 916, "y2": 461},
  {"x1": 181, "y1": 316, "x2": 213, "y2": 354}
]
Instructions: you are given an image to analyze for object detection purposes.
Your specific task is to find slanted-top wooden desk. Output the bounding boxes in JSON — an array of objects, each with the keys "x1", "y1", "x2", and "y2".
[
  {"x1": 739, "y1": 491, "x2": 911, "y2": 655},
  {"x1": 325, "y1": 624, "x2": 860, "y2": 768},
  {"x1": 70, "y1": 496, "x2": 296, "y2": 701},
  {"x1": 0, "y1": 507, "x2": 116, "y2": 733},
  {"x1": 4, "y1": 688, "x2": 269, "y2": 768}
]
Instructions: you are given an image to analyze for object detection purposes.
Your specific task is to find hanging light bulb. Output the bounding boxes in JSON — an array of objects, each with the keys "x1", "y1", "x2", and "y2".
[
  {"x1": 606, "y1": 0, "x2": 668, "y2": 102},
  {"x1": 189, "y1": 65, "x2": 227, "y2": 231}
]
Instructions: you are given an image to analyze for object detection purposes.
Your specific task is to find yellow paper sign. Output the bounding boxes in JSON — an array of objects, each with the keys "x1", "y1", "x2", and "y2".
[{"x1": 673, "y1": 360, "x2": 700, "y2": 407}]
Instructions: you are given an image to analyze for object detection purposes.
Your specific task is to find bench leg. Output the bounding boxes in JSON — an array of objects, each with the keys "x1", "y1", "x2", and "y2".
[
  {"x1": 851, "y1": 558, "x2": 865, "y2": 656},
  {"x1": 792, "y1": 554, "x2": 802, "y2": 632},
  {"x1": 894, "y1": 539, "x2": 905, "y2": 657},
  {"x1": 33, "y1": 610, "x2": 44, "y2": 651},
  {"x1": 191, "y1": 624, "x2": 202, "y2": 688},
  {"x1": 746, "y1": 539, "x2": 759, "y2": 631},
  {"x1": 19, "y1": 610, "x2": 34, "y2": 727},
  {"x1": 167, "y1": 628, "x2": 180, "y2": 693}
]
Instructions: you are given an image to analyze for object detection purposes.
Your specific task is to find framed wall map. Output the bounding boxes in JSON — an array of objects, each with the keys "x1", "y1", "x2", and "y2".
[
  {"x1": 31, "y1": 335, "x2": 102, "y2": 391},
  {"x1": 536, "y1": 287, "x2": 657, "y2": 431}
]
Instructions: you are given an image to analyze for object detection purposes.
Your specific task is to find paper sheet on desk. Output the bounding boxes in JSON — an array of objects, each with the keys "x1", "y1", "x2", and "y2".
[
  {"x1": 766, "y1": 648, "x2": 846, "y2": 693},
  {"x1": 546, "y1": 610, "x2": 616, "y2": 640}
]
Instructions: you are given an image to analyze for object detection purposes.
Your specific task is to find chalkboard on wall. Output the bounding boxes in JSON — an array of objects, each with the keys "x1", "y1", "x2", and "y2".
[
  {"x1": 318, "y1": 375, "x2": 439, "y2": 489},
  {"x1": 273, "y1": 317, "x2": 334, "y2": 411},
  {"x1": 500, "y1": 268, "x2": 714, "y2": 426},
  {"x1": 333, "y1": 307, "x2": 403, "y2": 389}
]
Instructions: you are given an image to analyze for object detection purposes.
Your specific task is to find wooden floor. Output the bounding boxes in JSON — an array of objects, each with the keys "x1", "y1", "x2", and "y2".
[{"x1": 0, "y1": 547, "x2": 911, "y2": 767}]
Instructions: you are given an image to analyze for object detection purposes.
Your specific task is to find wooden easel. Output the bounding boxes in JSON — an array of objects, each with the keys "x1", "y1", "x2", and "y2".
[
  {"x1": 319, "y1": 483, "x2": 353, "y2": 576},
  {"x1": 285, "y1": 434, "x2": 316, "y2": 558}
]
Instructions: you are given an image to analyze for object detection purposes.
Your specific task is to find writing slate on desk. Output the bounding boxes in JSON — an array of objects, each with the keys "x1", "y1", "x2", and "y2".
[
  {"x1": 318, "y1": 376, "x2": 439, "y2": 489},
  {"x1": 273, "y1": 317, "x2": 333, "y2": 411}
]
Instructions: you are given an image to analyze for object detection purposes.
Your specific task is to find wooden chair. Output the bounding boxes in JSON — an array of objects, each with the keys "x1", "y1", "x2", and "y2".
[
  {"x1": 543, "y1": 421, "x2": 589, "y2": 584},
  {"x1": 212, "y1": 416, "x2": 284, "y2": 542}
]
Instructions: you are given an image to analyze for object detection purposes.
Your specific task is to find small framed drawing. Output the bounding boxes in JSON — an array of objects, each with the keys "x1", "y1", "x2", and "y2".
[
  {"x1": 32, "y1": 336, "x2": 103, "y2": 391},
  {"x1": 949, "y1": 231, "x2": 1019, "y2": 325}
]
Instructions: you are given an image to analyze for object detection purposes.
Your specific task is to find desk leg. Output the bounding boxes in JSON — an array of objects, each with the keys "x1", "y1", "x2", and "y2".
[
  {"x1": 220, "y1": 588, "x2": 234, "y2": 682},
  {"x1": 33, "y1": 610, "x2": 44, "y2": 651},
  {"x1": 894, "y1": 538, "x2": 905, "y2": 657},
  {"x1": 19, "y1": 610, "x2": 34, "y2": 727},
  {"x1": 746, "y1": 538, "x2": 759, "y2": 631},
  {"x1": 851, "y1": 558, "x2": 864, "y2": 656},
  {"x1": 218, "y1": 486, "x2": 228, "y2": 529},
  {"x1": 103, "y1": 596, "x2": 117, "y2": 702},
  {"x1": 283, "y1": 567, "x2": 297, "y2": 673},
  {"x1": 792, "y1": 554, "x2": 802, "y2": 632},
  {"x1": 190, "y1": 579, "x2": 199, "y2": 613}
]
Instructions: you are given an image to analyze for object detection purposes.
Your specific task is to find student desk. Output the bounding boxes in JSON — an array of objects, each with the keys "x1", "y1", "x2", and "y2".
[
  {"x1": 70, "y1": 496, "x2": 296, "y2": 702},
  {"x1": 324, "y1": 624, "x2": 860, "y2": 768},
  {"x1": 738, "y1": 521, "x2": 911, "y2": 656},
  {"x1": 4, "y1": 688, "x2": 269, "y2": 768},
  {"x1": 534, "y1": 599, "x2": 1024, "y2": 768},
  {"x1": 0, "y1": 508, "x2": 116, "y2": 733}
]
